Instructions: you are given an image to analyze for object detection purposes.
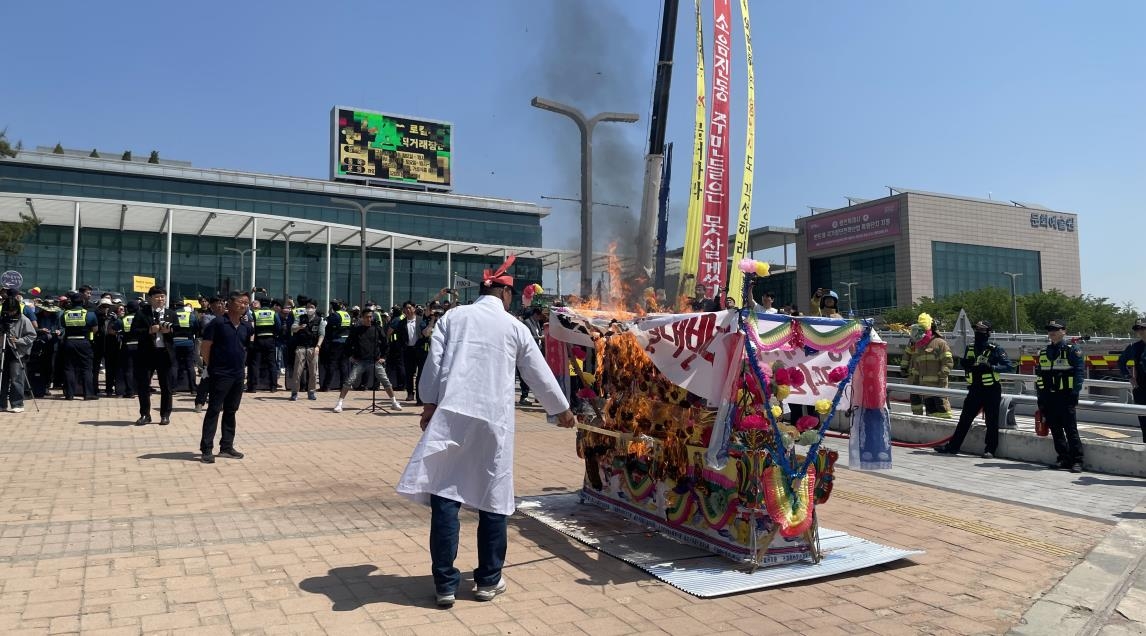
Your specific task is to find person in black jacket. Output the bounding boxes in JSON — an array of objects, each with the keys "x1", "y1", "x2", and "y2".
[
  {"x1": 130, "y1": 286, "x2": 178, "y2": 425},
  {"x1": 1118, "y1": 318, "x2": 1146, "y2": 442},
  {"x1": 333, "y1": 309, "x2": 401, "y2": 412},
  {"x1": 390, "y1": 301, "x2": 428, "y2": 403},
  {"x1": 935, "y1": 320, "x2": 1013, "y2": 458}
]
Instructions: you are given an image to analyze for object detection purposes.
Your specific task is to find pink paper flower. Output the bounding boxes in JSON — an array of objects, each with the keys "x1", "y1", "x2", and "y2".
[
  {"x1": 774, "y1": 367, "x2": 791, "y2": 385},
  {"x1": 787, "y1": 369, "x2": 806, "y2": 386},
  {"x1": 576, "y1": 388, "x2": 598, "y2": 400},
  {"x1": 796, "y1": 415, "x2": 820, "y2": 433},
  {"x1": 828, "y1": 366, "x2": 848, "y2": 383},
  {"x1": 738, "y1": 413, "x2": 769, "y2": 431},
  {"x1": 738, "y1": 258, "x2": 757, "y2": 274}
]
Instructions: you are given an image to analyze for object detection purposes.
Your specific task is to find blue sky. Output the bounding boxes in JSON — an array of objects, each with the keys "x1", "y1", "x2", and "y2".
[{"x1": 3, "y1": 1, "x2": 1143, "y2": 307}]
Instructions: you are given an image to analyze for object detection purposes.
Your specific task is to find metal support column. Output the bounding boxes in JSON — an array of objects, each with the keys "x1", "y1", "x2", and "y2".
[
  {"x1": 388, "y1": 237, "x2": 395, "y2": 309},
  {"x1": 165, "y1": 208, "x2": 173, "y2": 300},
  {"x1": 445, "y1": 243, "x2": 452, "y2": 290},
  {"x1": 324, "y1": 226, "x2": 332, "y2": 310},
  {"x1": 555, "y1": 253, "x2": 562, "y2": 297},
  {"x1": 71, "y1": 201, "x2": 80, "y2": 290},
  {"x1": 250, "y1": 218, "x2": 258, "y2": 292}
]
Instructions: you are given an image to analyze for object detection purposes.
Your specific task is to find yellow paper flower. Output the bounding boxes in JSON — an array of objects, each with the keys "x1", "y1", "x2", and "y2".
[
  {"x1": 775, "y1": 385, "x2": 791, "y2": 401},
  {"x1": 755, "y1": 261, "x2": 770, "y2": 277},
  {"x1": 815, "y1": 399, "x2": 832, "y2": 415},
  {"x1": 770, "y1": 405, "x2": 782, "y2": 419}
]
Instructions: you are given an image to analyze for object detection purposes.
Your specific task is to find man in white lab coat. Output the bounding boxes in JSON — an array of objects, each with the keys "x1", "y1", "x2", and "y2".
[{"x1": 397, "y1": 255, "x2": 577, "y2": 608}]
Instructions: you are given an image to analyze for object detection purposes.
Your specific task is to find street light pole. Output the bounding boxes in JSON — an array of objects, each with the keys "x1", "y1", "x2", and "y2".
[
  {"x1": 530, "y1": 97, "x2": 638, "y2": 298},
  {"x1": 1002, "y1": 272, "x2": 1023, "y2": 333},
  {"x1": 839, "y1": 281, "x2": 859, "y2": 316},
  {"x1": 263, "y1": 225, "x2": 309, "y2": 302},
  {"x1": 222, "y1": 247, "x2": 257, "y2": 292},
  {"x1": 330, "y1": 198, "x2": 396, "y2": 309}
]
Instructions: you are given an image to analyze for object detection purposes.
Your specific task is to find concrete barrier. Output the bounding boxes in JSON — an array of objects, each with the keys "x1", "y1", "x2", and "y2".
[{"x1": 831, "y1": 413, "x2": 1146, "y2": 478}]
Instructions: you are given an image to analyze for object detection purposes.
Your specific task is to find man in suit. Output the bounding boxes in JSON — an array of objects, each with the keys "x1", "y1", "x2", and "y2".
[{"x1": 130, "y1": 286, "x2": 178, "y2": 425}]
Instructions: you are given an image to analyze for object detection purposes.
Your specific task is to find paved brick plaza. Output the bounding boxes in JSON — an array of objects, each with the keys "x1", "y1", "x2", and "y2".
[{"x1": 0, "y1": 390, "x2": 1126, "y2": 635}]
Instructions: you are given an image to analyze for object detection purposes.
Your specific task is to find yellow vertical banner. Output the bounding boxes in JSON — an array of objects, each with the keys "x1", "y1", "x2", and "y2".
[
  {"x1": 727, "y1": 0, "x2": 756, "y2": 303},
  {"x1": 677, "y1": 0, "x2": 707, "y2": 300}
]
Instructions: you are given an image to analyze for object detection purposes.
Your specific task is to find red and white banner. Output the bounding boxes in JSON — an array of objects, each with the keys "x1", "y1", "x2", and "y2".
[{"x1": 698, "y1": 0, "x2": 732, "y2": 300}]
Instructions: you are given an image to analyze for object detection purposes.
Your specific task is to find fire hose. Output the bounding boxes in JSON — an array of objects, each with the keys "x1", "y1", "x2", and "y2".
[{"x1": 823, "y1": 430, "x2": 953, "y2": 449}]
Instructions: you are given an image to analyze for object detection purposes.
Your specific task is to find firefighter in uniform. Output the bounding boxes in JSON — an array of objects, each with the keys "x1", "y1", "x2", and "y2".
[
  {"x1": 117, "y1": 301, "x2": 140, "y2": 398},
  {"x1": 1117, "y1": 318, "x2": 1146, "y2": 442},
  {"x1": 320, "y1": 301, "x2": 351, "y2": 391},
  {"x1": 60, "y1": 293, "x2": 98, "y2": 400},
  {"x1": 936, "y1": 319, "x2": 1013, "y2": 458},
  {"x1": 1036, "y1": 319, "x2": 1085, "y2": 472},
  {"x1": 247, "y1": 303, "x2": 280, "y2": 392},
  {"x1": 172, "y1": 303, "x2": 200, "y2": 394},
  {"x1": 902, "y1": 313, "x2": 954, "y2": 417}
]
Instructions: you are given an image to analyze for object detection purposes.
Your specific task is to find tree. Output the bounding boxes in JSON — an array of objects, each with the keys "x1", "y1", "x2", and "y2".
[
  {"x1": 89, "y1": 148, "x2": 100, "y2": 158},
  {"x1": 0, "y1": 213, "x2": 40, "y2": 256},
  {"x1": 0, "y1": 128, "x2": 18, "y2": 158},
  {"x1": 121, "y1": 150, "x2": 132, "y2": 161},
  {"x1": 52, "y1": 143, "x2": 64, "y2": 154},
  {"x1": 148, "y1": 150, "x2": 159, "y2": 164}
]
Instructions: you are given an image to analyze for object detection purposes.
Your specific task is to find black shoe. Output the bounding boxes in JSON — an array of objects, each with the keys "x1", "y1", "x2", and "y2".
[
  {"x1": 934, "y1": 445, "x2": 956, "y2": 455},
  {"x1": 201, "y1": 453, "x2": 214, "y2": 464},
  {"x1": 1070, "y1": 462, "x2": 1083, "y2": 473},
  {"x1": 981, "y1": 452, "x2": 994, "y2": 459},
  {"x1": 217, "y1": 448, "x2": 244, "y2": 459},
  {"x1": 84, "y1": 395, "x2": 99, "y2": 401},
  {"x1": 135, "y1": 415, "x2": 151, "y2": 426},
  {"x1": 159, "y1": 417, "x2": 171, "y2": 425}
]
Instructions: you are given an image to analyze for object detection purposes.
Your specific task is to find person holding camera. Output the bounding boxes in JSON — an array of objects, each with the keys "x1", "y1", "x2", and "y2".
[
  {"x1": 130, "y1": 286, "x2": 178, "y2": 425},
  {"x1": 0, "y1": 295, "x2": 37, "y2": 412}
]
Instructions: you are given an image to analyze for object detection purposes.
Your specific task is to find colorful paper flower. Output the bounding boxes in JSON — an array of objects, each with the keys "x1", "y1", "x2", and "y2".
[
  {"x1": 828, "y1": 366, "x2": 848, "y2": 383},
  {"x1": 770, "y1": 405, "x2": 783, "y2": 419},
  {"x1": 576, "y1": 388, "x2": 597, "y2": 399},
  {"x1": 739, "y1": 414, "x2": 769, "y2": 431},
  {"x1": 738, "y1": 258, "x2": 757, "y2": 274},
  {"x1": 774, "y1": 367, "x2": 791, "y2": 385},
  {"x1": 774, "y1": 385, "x2": 791, "y2": 401},
  {"x1": 815, "y1": 399, "x2": 833, "y2": 415},
  {"x1": 755, "y1": 261, "x2": 770, "y2": 277},
  {"x1": 787, "y1": 369, "x2": 806, "y2": 386},
  {"x1": 797, "y1": 430, "x2": 821, "y2": 446},
  {"x1": 795, "y1": 415, "x2": 820, "y2": 433}
]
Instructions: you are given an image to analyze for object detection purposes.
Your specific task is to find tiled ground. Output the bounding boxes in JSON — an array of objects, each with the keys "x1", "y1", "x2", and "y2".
[{"x1": 0, "y1": 389, "x2": 1130, "y2": 635}]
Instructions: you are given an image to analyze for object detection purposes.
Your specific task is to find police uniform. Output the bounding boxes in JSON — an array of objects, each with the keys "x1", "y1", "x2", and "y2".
[
  {"x1": 60, "y1": 299, "x2": 98, "y2": 399},
  {"x1": 1035, "y1": 319, "x2": 1085, "y2": 470},
  {"x1": 247, "y1": 307, "x2": 279, "y2": 392},
  {"x1": 171, "y1": 306, "x2": 199, "y2": 393},
  {"x1": 1117, "y1": 318, "x2": 1146, "y2": 442},
  {"x1": 937, "y1": 320, "x2": 1013, "y2": 457},
  {"x1": 320, "y1": 307, "x2": 351, "y2": 391},
  {"x1": 92, "y1": 302, "x2": 120, "y2": 396}
]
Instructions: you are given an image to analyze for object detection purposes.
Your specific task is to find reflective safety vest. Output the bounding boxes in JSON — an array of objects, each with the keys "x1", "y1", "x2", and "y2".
[
  {"x1": 121, "y1": 315, "x2": 137, "y2": 346},
  {"x1": 173, "y1": 309, "x2": 194, "y2": 341},
  {"x1": 333, "y1": 310, "x2": 351, "y2": 340},
  {"x1": 253, "y1": 309, "x2": 276, "y2": 337},
  {"x1": 964, "y1": 345, "x2": 1000, "y2": 387},
  {"x1": 63, "y1": 309, "x2": 90, "y2": 340},
  {"x1": 1036, "y1": 347, "x2": 1075, "y2": 393},
  {"x1": 292, "y1": 307, "x2": 307, "y2": 321}
]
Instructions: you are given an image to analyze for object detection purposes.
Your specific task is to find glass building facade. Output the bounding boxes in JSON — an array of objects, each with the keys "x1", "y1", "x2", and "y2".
[
  {"x1": 931, "y1": 241, "x2": 1041, "y2": 299},
  {"x1": 808, "y1": 246, "x2": 896, "y2": 313},
  {"x1": 0, "y1": 158, "x2": 545, "y2": 305}
]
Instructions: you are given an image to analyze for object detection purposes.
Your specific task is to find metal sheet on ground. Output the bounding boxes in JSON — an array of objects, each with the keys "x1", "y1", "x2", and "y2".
[{"x1": 516, "y1": 493, "x2": 922, "y2": 598}]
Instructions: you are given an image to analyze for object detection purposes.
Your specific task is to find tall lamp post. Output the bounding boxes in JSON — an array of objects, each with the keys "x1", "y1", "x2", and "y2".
[
  {"x1": 263, "y1": 224, "x2": 310, "y2": 302},
  {"x1": 222, "y1": 247, "x2": 257, "y2": 292},
  {"x1": 330, "y1": 198, "x2": 396, "y2": 309},
  {"x1": 839, "y1": 281, "x2": 859, "y2": 316},
  {"x1": 530, "y1": 97, "x2": 638, "y2": 298},
  {"x1": 1002, "y1": 271, "x2": 1023, "y2": 333}
]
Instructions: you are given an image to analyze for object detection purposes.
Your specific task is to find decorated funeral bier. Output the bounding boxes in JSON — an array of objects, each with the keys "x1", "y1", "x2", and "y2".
[{"x1": 544, "y1": 273, "x2": 891, "y2": 568}]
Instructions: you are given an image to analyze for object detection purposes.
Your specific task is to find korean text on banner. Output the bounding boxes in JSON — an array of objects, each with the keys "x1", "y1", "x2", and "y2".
[
  {"x1": 628, "y1": 310, "x2": 740, "y2": 403},
  {"x1": 726, "y1": 0, "x2": 756, "y2": 300},
  {"x1": 132, "y1": 275, "x2": 155, "y2": 293},
  {"x1": 698, "y1": 0, "x2": 732, "y2": 301},
  {"x1": 678, "y1": 0, "x2": 707, "y2": 297}
]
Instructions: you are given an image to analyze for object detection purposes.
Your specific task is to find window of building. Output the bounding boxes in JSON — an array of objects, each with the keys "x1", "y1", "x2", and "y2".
[
  {"x1": 931, "y1": 241, "x2": 1040, "y2": 299},
  {"x1": 809, "y1": 245, "x2": 896, "y2": 313}
]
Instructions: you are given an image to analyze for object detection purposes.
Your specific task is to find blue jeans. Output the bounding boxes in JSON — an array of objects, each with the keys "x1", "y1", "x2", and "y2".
[{"x1": 429, "y1": 495, "x2": 507, "y2": 595}]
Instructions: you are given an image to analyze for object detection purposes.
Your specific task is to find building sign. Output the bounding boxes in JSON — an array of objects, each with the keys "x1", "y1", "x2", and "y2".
[
  {"x1": 1030, "y1": 213, "x2": 1075, "y2": 232},
  {"x1": 331, "y1": 106, "x2": 452, "y2": 190},
  {"x1": 806, "y1": 201, "x2": 901, "y2": 253}
]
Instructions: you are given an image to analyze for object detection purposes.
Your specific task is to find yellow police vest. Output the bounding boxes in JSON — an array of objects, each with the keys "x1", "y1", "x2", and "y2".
[
  {"x1": 964, "y1": 345, "x2": 1000, "y2": 386},
  {"x1": 253, "y1": 309, "x2": 276, "y2": 336},
  {"x1": 174, "y1": 309, "x2": 194, "y2": 340},
  {"x1": 1036, "y1": 347, "x2": 1075, "y2": 393},
  {"x1": 63, "y1": 309, "x2": 90, "y2": 340}
]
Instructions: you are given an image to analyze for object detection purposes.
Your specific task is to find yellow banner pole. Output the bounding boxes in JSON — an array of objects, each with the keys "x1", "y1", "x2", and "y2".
[
  {"x1": 727, "y1": 0, "x2": 756, "y2": 303},
  {"x1": 677, "y1": 0, "x2": 707, "y2": 303}
]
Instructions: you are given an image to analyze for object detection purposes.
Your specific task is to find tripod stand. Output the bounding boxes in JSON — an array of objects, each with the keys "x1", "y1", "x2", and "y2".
[{"x1": 355, "y1": 361, "x2": 395, "y2": 415}]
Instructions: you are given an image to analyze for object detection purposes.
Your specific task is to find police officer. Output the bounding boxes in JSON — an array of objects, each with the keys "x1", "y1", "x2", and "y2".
[
  {"x1": 92, "y1": 298, "x2": 120, "y2": 396},
  {"x1": 1036, "y1": 319, "x2": 1085, "y2": 472},
  {"x1": 130, "y1": 286, "x2": 178, "y2": 425},
  {"x1": 320, "y1": 300, "x2": 351, "y2": 391},
  {"x1": 247, "y1": 300, "x2": 280, "y2": 392},
  {"x1": 117, "y1": 300, "x2": 140, "y2": 399},
  {"x1": 936, "y1": 320, "x2": 1013, "y2": 458},
  {"x1": 171, "y1": 301, "x2": 200, "y2": 395},
  {"x1": 60, "y1": 293, "x2": 98, "y2": 400},
  {"x1": 1117, "y1": 318, "x2": 1146, "y2": 442}
]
